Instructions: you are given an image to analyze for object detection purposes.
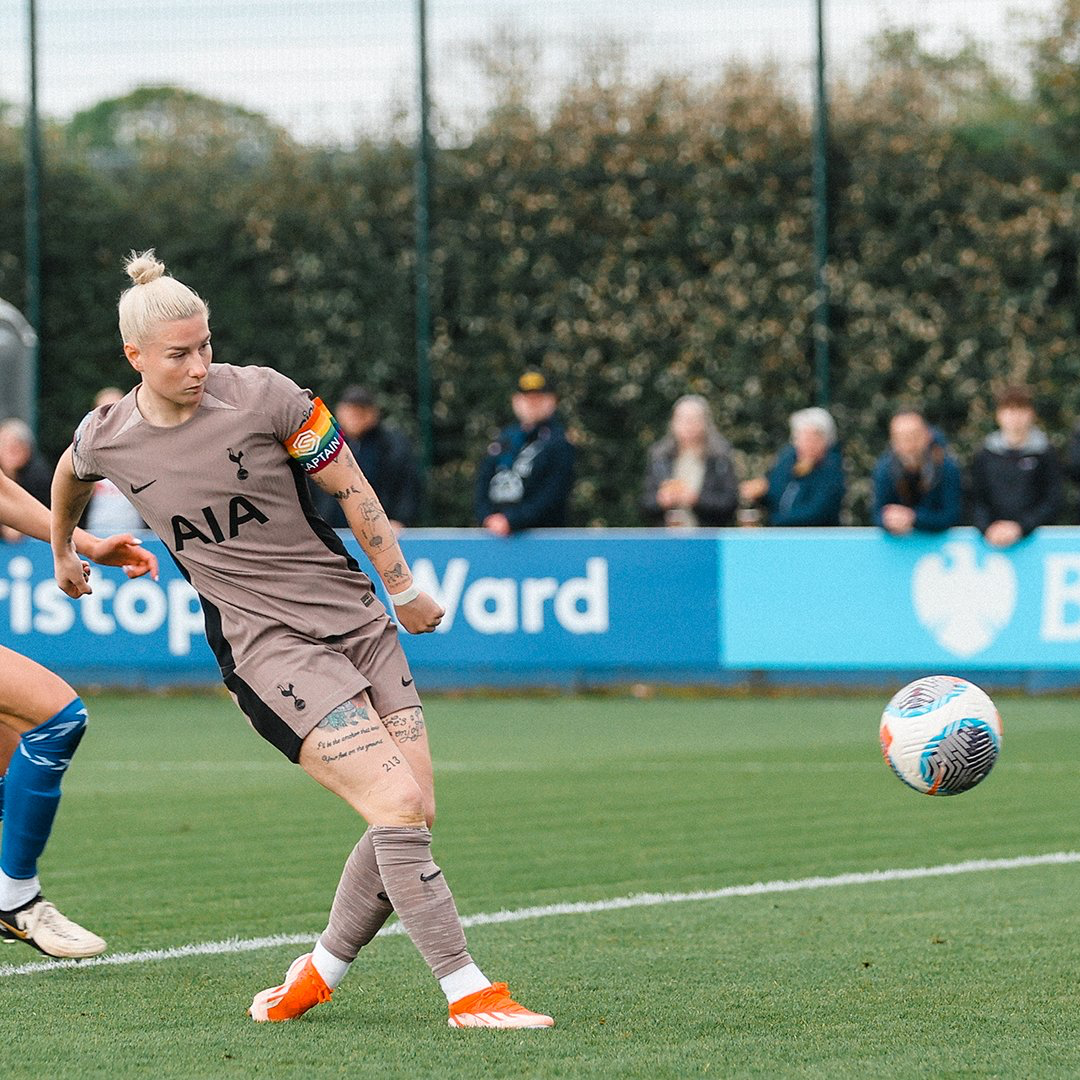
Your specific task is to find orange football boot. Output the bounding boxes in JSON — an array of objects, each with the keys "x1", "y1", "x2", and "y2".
[
  {"x1": 447, "y1": 982, "x2": 554, "y2": 1029},
  {"x1": 248, "y1": 953, "x2": 332, "y2": 1022}
]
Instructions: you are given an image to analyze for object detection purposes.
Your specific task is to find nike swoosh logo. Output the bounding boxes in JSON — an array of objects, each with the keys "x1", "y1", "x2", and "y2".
[
  {"x1": 130, "y1": 480, "x2": 157, "y2": 494},
  {"x1": 420, "y1": 869, "x2": 442, "y2": 883},
  {"x1": 0, "y1": 917, "x2": 27, "y2": 940},
  {"x1": 401, "y1": 676, "x2": 414, "y2": 687}
]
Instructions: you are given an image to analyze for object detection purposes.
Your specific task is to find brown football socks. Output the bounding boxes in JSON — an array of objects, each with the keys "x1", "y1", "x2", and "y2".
[
  {"x1": 369, "y1": 824, "x2": 473, "y2": 979},
  {"x1": 318, "y1": 830, "x2": 394, "y2": 964}
]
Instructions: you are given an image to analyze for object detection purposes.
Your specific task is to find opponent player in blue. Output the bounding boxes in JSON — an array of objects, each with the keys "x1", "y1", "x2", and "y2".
[{"x1": 0, "y1": 467, "x2": 158, "y2": 956}]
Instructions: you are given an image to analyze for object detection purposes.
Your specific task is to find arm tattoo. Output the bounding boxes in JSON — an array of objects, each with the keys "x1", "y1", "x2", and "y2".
[
  {"x1": 359, "y1": 497, "x2": 385, "y2": 523},
  {"x1": 331, "y1": 484, "x2": 363, "y2": 502},
  {"x1": 384, "y1": 561, "x2": 407, "y2": 586},
  {"x1": 361, "y1": 528, "x2": 386, "y2": 549}
]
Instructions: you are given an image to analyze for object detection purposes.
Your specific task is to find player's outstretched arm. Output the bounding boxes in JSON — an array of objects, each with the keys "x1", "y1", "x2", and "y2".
[
  {"x1": 51, "y1": 448, "x2": 97, "y2": 597},
  {"x1": 311, "y1": 447, "x2": 443, "y2": 634},
  {"x1": 50, "y1": 447, "x2": 158, "y2": 596},
  {"x1": 0, "y1": 467, "x2": 60, "y2": 544},
  {"x1": 1, "y1": 456, "x2": 157, "y2": 591}
]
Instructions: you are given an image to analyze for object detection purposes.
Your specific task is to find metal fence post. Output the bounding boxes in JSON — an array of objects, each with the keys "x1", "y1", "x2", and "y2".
[
  {"x1": 23, "y1": 0, "x2": 41, "y2": 431},
  {"x1": 812, "y1": 0, "x2": 831, "y2": 408},
  {"x1": 415, "y1": 0, "x2": 434, "y2": 513}
]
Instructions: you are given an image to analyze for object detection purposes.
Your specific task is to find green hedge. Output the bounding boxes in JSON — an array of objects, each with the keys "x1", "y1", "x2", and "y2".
[{"x1": 2, "y1": 7, "x2": 1080, "y2": 525}]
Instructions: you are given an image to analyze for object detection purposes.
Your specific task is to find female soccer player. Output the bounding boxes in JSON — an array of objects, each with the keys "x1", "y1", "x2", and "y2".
[
  {"x1": 50, "y1": 251, "x2": 552, "y2": 1029},
  {"x1": 0, "y1": 468, "x2": 158, "y2": 957}
]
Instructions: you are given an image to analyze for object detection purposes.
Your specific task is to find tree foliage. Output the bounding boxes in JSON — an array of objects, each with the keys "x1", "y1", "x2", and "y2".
[{"x1": 3, "y1": 3, "x2": 1080, "y2": 525}]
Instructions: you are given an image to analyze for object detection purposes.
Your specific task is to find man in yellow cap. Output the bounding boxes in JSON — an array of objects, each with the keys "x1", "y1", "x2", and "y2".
[{"x1": 474, "y1": 370, "x2": 574, "y2": 536}]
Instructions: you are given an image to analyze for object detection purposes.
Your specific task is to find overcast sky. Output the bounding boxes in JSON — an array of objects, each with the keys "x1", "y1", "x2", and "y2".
[{"x1": 0, "y1": 0, "x2": 1061, "y2": 143}]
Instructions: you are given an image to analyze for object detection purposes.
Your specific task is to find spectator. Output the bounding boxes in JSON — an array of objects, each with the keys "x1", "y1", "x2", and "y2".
[
  {"x1": 0, "y1": 418, "x2": 52, "y2": 543},
  {"x1": 873, "y1": 409, "x2": 962, "y2": 535},
  {"x1": 475, "y1": 370, "x2": 574, "y2": 536},
  {"x1": 1061, "y1": 413, "x2": 1080, "y2": 515},
  {"x1": 311, "y1": 386, "x2": 421, "y2": 535},
  {"x1": 970, "y1": 385, "x2": 1062, "y2": 547},
  {"x1": 739, "y1": 407, "x2": 844, "y2": 526},
  {"x1": 84, "y1": 387, "x2": 145, "y2": 535},
  {"x1": 641, "y1": 395, "x2": 737, "y2": 527},
  {"x1": 0, "y1": 418, "x2": 51, "y2": 506}
]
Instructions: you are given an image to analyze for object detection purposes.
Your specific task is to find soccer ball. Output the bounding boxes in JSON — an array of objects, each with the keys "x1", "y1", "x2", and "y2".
[{"x1": 880, "y1": 675, "x2": 1002, "y2": 796}]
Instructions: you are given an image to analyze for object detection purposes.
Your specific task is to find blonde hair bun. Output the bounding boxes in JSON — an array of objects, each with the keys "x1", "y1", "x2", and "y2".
[
  {"x1": 117, "y1": 249, "x2": 209, "y2": 344},
  {"x1": 124, "y1": 249, "x2": 167, "y2": 286}
]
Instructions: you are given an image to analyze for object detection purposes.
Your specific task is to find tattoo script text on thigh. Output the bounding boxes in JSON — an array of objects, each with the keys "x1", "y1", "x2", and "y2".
[{"x1": 384, "y1": 707, "x2": 426, "y2": 743}]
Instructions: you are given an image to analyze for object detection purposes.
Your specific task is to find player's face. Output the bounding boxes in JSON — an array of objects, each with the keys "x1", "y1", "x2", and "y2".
[{"x1": 124, "y1": 313, "x2": 212, "y2": 411}]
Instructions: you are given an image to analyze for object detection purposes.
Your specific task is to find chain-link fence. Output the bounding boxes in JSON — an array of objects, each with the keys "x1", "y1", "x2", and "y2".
[{"x1": 0, "y1": 0, "x2": 1074, "y2": 527}]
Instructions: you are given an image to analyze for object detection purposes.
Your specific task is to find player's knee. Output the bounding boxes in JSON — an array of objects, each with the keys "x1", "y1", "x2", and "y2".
[
  {"x1": 396, "y1": 788, "x2": 427, "y2": 827},
  {"x1": 374, "y1": 777, "x2": 426, "y2": 827},
  {"x1": 19, "y1": 697, "x2": 88, "y2": 774}
]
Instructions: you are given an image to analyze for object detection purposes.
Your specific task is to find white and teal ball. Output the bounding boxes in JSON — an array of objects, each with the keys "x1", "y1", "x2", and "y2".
[{"x1": 880, "y1": 676, "x2": 1002, "y2": 796}]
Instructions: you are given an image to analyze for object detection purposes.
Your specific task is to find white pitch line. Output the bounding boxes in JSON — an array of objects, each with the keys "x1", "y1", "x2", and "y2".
[{"x1": 2, "y1": 850, "x2": 1077, "y2": 980}]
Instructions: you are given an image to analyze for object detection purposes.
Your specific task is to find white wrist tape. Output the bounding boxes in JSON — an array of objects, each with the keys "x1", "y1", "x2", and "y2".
[{"x1": 388, "y1": 583, "x2": 420, "y2": 606}]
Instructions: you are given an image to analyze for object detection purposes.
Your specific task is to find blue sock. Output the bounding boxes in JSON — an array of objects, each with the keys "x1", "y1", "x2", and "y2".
[
  {"x1": 0, "y1": 771, "x2": 5, "y2": 821},
  {"x1": 0, "y1": 699, "x2": 87, "y2": 882}
]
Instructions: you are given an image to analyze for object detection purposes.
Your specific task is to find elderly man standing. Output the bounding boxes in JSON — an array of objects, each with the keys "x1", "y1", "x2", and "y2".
[
  {"x1": 872, "y1": 409, "x2": 963, "y2": 535},
  {"x1": 739, "y1": 407, "x2": 845, "y2": 526}
]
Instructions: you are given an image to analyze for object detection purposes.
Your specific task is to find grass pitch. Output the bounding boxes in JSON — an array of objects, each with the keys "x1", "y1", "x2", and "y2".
[{"x1": 1, "y1": 690, "x2": 1079, "y2": 1078}]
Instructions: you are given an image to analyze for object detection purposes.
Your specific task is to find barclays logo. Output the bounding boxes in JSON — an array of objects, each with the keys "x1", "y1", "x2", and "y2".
[{"x1": 911, "y1": 540, "x2": 1017, "y2": 658}]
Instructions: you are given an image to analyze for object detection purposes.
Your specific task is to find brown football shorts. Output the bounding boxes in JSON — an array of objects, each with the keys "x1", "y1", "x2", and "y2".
[{"x1": 222, "y1": 615, "x2": 422, "y2": 761}]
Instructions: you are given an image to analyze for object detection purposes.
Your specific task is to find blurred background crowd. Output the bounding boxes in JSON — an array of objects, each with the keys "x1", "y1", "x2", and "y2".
[
  {"x1": 1, "y1": 375, "x2": 1076, "y2": 551},
  {"x1": 3, "y1": 2, "x2": 1080, "y2": 535}
]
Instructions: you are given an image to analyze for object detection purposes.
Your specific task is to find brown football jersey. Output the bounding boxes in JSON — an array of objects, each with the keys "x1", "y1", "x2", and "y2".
[{"x1": 72, "y1": 364, "x2": 379, "y2": 670}]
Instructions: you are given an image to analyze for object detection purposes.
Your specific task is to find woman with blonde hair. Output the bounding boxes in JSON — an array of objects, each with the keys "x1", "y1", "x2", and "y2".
[
  {"x1": 51, "y1": 251, "x2": 552, "y2": 1029},
  {"x1": 641, "y1": 394, "x2": 738, "y2": 527}
]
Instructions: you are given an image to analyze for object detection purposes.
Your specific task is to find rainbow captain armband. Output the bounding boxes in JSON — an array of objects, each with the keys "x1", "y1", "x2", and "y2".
[{"x1": 284, "y1": 397, "x2": 345, "y2": 474}]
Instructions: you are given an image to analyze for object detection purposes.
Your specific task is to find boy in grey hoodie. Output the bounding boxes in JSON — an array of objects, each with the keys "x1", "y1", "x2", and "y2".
[{"x1": 970, "y1": 385, "x2": 1062, "y2": 547}]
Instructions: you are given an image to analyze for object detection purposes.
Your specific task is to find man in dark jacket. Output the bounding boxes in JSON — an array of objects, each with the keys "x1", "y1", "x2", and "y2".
[
  {"x1": 873, "y1": 410, "x2": 962, "y2": 534},
  {"x1": 475, "y1": 370, "x2": 575, "y2": 536},
  {"x1": 970, "y1": 385, "x2": 1061, "y2": 547},
  {"x1": 311, "y1": 386, "x2": 421, "y2": 533},
  {"x1": 739, "y1": 407, "x2": 845, "y2": 526}
]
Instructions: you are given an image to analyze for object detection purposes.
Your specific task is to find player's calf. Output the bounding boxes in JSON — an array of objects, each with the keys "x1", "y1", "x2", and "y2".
[
  {"x1": 0, "y1": 698, "x2": 102, "y2": 956},
  {"x1": 0, "y1": 698, "x2": 88, "y2": 889}
]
